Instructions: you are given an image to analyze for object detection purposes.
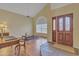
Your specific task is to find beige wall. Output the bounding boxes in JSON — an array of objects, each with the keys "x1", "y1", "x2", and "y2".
[
  {"x1": 33, "y1": 4, "x2": 51, "y2": 40},
  {"x1": 33, "y1": 4, "x2": 52, "y2": 42},
  {"x1": 0, "y1": 9, "x2": 33, "y2": 37},
  {"x1": 33, "y1": 4, "x2": 79, "y2": 49}
]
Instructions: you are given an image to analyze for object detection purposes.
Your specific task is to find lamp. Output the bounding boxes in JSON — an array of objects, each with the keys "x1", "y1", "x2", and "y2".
[{"x1": 0, "y1": 23, "x2": 8, "y2": 40}]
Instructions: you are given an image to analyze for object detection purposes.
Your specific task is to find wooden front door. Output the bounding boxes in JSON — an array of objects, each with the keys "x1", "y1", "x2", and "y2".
[
  {"x1": 57, "y1": 14, "x2": 73, "y2": 46},
  {"x1": 57, "y1": 16, "x2": 64, "y2": 44}
]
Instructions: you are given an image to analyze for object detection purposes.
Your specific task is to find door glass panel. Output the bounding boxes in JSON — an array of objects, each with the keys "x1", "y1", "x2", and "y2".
[
  {"x1": 59, "y1": 17, "x2": 63, "y2": 31},
  {"x1": 53, "y1": 19, "x2": 56, "y2": 30},
  {"x1": 65, "y1": 16, "x2": 70, "y2": 31}
]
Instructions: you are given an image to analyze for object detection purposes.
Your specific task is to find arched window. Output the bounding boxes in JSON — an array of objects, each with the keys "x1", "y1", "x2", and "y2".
[{"x1": 36, "y1": 16, "x2": 47, "y2": 33}]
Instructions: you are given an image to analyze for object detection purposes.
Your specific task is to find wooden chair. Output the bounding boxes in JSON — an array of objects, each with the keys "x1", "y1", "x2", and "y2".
[{"x1": 15, "y1": 36, "x2": 26, "y2": 55}]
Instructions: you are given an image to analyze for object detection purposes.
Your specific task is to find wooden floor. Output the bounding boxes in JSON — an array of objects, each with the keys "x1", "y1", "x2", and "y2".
[
  {"x1": 0, "y1": 37, "x2": 76, "y2": 56},
  {"x1": 0, "y1": 37, "x2": 47, "y2": 56}
]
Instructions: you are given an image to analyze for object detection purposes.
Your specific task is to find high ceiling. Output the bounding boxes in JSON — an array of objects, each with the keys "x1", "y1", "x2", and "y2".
[
  {"x1": 0, "y1": 3, "x2": 46, "y2": 17},
  {"x1": 0, "y1": 3, "x2": 71, "y2": 17}
]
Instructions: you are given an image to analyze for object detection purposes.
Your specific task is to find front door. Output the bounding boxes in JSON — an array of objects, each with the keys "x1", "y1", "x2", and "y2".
[
  {"x1": 57, "y1": 14, "x2": 73, "y2": 46},
  {"x1": 57, "y1": 16, "x2": 64, "y2": 44}
]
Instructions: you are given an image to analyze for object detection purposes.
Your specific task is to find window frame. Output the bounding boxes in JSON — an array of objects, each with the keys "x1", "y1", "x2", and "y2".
[{"x1": 36, "y1": 16, "x2": 47, "y2": 34}]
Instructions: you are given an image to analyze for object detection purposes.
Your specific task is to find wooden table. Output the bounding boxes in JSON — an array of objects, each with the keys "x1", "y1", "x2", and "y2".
[
  {"x1": 0, "y1": 38, "x2": 20, "y2": 55},
  {"x1": 0, "y1": 38, "x2": 20, "y2": 49}
]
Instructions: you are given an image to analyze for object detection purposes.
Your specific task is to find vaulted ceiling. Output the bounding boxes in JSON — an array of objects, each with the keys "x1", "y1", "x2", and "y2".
[{"x1": 0, "y1": 3, "x2": 71, "y2": 17}]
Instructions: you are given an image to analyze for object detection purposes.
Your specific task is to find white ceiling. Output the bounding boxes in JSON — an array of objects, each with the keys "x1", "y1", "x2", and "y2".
[
  {"x1": 0, "y1": 3, "x2": 46, "y2": 17},
  {"x1": 0, "y1": 3, "x2": 71, "y2": 17}
]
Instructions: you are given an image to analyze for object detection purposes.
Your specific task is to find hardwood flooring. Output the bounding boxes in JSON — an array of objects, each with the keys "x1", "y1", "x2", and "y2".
[
  {"x1": 0, "y1": 37, "x2": 47, "y2": 56},
  {"x1": 0, "y1": 37, "x2": 76, "y2": 56}
]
